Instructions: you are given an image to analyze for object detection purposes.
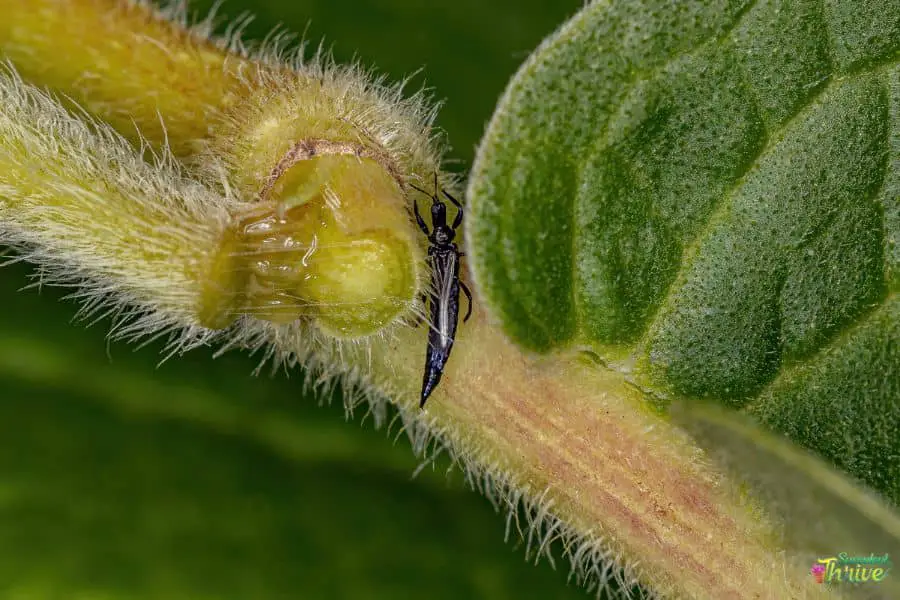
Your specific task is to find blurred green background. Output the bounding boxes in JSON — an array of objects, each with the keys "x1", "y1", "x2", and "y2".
[{"x1": 0, "y1": 0, "x2": 649, "y2": 598}]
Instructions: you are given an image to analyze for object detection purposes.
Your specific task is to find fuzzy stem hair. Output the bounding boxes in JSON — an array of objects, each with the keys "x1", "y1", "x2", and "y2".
[{"x1": 0, "y1": 66, "x2": 235, "y2": 349}]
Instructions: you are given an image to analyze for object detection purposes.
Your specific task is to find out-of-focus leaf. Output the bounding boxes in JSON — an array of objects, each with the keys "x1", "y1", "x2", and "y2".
[{"x1": 0, "y1": 262, "x2": 594, "y2": 599}]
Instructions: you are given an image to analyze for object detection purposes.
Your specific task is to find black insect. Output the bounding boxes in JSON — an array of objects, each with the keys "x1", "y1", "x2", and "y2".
[{"x1": 410, "y1": 174, "x2": 473, "y2": 408}]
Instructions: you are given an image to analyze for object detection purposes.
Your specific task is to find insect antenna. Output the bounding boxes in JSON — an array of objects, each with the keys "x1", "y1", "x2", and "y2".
[{"x1": 408, "y1": 170, "x2": 441, "y2": 202}]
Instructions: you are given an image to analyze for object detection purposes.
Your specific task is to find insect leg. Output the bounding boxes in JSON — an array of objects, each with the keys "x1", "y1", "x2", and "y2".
[
  {"x1": 413, "y1": 199, "x2": 430, "y2": 235},
  {"x1": 460, "y1": 280, "x2": 473, "y2": 322},
  {"x1": 443, "y1": 190, "x2": 464, "y2": 229}
]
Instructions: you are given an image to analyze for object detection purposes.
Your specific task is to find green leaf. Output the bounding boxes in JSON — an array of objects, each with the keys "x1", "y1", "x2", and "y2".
[{"x1": 467, "y1": 0, "x2": 900, "y2": 502}]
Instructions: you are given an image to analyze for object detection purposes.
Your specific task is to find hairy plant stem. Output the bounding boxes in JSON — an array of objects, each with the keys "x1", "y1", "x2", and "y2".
[
  {"x1": 0, "y1": 1, "x2": 864, "y2": 598},
  {"x1": 0, "y1": 0, "x2": 449, "y2": 338},
  {"x1": 362, "y1": 313, "x2": 828, "y2": 599}
]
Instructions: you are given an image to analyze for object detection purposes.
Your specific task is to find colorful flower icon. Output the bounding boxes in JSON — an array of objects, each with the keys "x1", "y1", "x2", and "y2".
[{"x1": 811, "y1": 563, "x2": 826, "y2": 583}]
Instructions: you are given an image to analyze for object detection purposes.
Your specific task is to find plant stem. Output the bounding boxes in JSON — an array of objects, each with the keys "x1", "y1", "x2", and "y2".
[
  {"x1": 357, "y1": 311, "x2": 828, "y2": 598},
  {"x1": 0, "y1": 0, "x2": 445, "y2": 338},
  {"x1": 0, "y1": 0, "x2": 248, "y2": 156}
]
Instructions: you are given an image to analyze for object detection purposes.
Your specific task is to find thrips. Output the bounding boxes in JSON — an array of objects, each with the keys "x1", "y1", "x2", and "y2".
[{"x1": 410, "y1": 175, "x2": 472, "y2": 408}]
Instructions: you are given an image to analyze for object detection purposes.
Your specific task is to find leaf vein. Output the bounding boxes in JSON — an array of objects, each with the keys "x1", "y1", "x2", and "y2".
[{"x1": 634, "y1": 60, "x2": 896, "y2": 357}]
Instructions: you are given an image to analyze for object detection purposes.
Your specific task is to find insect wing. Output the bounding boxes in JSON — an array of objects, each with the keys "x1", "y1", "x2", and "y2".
[
  {"x1": 431, "y1": 249, "x2": 460, "y2": 351},
  {"x1": 421, "y1": 249, "x2": 460, "y2": 406}
]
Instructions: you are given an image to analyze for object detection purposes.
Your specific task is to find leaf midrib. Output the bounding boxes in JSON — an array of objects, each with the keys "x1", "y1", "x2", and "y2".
[
  {"x1": 570, "y1": 0, "x2": 760, "y2": 339},
  {"x1": 624, "y1": 61, "x2": 895, "y2": 375}
]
